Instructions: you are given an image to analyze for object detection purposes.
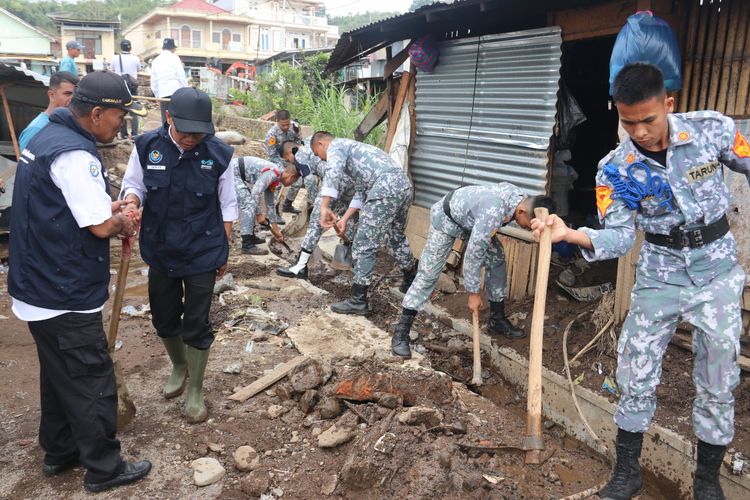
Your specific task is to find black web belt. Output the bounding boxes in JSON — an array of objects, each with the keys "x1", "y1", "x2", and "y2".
[
  {"x1": 645, "y1": 214, "x2": 729, "y2": 249},
  {"x1": 442, "y1": 189, "x2": 462, "y2": 228}
]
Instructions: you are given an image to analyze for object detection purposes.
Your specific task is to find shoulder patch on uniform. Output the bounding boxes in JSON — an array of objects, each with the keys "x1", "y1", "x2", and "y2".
[
  {"x1": 678, "y1": 131, "x2": 690, "y2": 141},
  {"x1": 595, "y1": 185, "x2": 613, "y2": 217},
  {"x1": 267, "y1": 136, "x2": 277, "y2": 146},
  {"x1": 625, "y1": 153, "x2": 635, "y2": 164},
  {"x1": 88, "y1": 160, "x2": 100, "y2": 178},
  {"x1": 733, "y1": 131, "x2": 750, "y2": 158}
]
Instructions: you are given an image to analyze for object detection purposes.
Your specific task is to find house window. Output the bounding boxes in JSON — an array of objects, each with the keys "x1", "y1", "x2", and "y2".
[
  {"x1": 155, "y1": 30, "x2": 161, "y2": 39},
  {"x1": 192, "y1": 30, "x2": 201, "y2": 48},
  {"x1": 232, "y1": 33, "x2": 241, "y2": 43},
  {"x1": 171, "y1": 28, "x2": 179, "y2": 41},
  {"x1": 212, "y1": 32, "x2": 221, "y2": 43},
  {"x1": 74, "y1": 31, "x2": 102, "y2": 58},
  {"x1": 260, "y1": 31, "x2": 270, "y2": 51},
  {"x1": 221, "y1": 28, "x2": 231, "y2": 50},
  {"x1": 180, "y1": 24, "x2": 191, "y2": 49}
]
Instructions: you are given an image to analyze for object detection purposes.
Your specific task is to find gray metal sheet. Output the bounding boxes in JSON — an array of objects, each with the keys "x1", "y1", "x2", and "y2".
[{"x1": 410, "y1": 27, "x2": 562, "y2": 208}]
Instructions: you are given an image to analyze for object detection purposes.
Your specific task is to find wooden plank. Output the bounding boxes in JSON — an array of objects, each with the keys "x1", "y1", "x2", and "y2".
[
  {"x1": 716, "y1": 0, "x2": 741, "y2": 113},
  {"x1": 548, "y1": 0, "x2": 632, "y2": 42},
  {"x1": 384, "y1": 43, "x2": 412, "y2": 79},
  {"x1": 688, "y1": 2, "x2": 711, "y2": 111},
  {"x1": 734, "y1": 1, "x2": 750, "y2": 116},
  {"x1": 526, "y1": 243, "x2": 538, "y2": 297},
  {"x1": 405, "y1": 205, "x2": 431, "y2": 239},
  {"x1": 613, "y1": 231, "x2": 644, "y2": 323},
  {"x1": 228, "y1": 356, "x2": 307, "y2": 402},
  {"x1": 354, "y1": 91, "x2": 389, "y2": 141},
  {"x1": 697, "y1": 1, "x2": 719, "y2": 110},
  {"x1": 384, "y1": 71, "x2": 412, "y2": 152},
  {"x1": 705, "y1": 0, "x2": 731, "y2": 110},
  {"x1": 726, "y1": 0, "x2": 750, "y2": 115},
  {"x1": 513, "y1": 241, "x2": 532, "y2": 302}
]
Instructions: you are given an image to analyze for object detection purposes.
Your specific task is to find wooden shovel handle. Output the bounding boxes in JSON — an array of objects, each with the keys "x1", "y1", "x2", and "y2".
[{"x1": 471, "y1": 310, "x2": 482, "y2": 386}]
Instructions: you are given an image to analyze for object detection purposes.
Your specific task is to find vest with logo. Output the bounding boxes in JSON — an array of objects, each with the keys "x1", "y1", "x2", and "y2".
[
  {"x1": 135, "y1": 126, "x2": 233, "y2": 277},
  {"x1": 8, "y1": 108, "x2": 111, "y2": 310}
]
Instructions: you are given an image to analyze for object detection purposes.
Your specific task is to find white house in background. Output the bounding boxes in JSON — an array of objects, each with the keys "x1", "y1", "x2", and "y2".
[
  {"x1": 0, "y1": 8, "x2": 57, "y2": 74},
  {"x1": 123, "y1": 0, "x2": 338, "y2": 77}
]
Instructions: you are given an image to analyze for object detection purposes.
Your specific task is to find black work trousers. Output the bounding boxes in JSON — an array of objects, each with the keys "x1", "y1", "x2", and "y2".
[
  {"x1": 148, "y1": 267, "x2": 216, "y2": 350},
  {"x1": 28, "y1": 312, "x2": 124, "y2": 482}
]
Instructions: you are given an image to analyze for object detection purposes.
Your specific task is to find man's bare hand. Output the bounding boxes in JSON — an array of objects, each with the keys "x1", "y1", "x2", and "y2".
[
  {"x1": 270, "y1": 226, "x2": 284, "y2": 242},
  {"x1": 320, "y1": 207, "x2": 337, "y2": 229},
  {"x1": 467, "y1": 293, "x2": 483, "y2": 314},
  {"x1": 116, "y1": 214, "x2": 136, "y2": 240},
  {"x1": 530, "y1": 214, "x2": 568, "y2": 243},
  {"x1": 217, "y1": 263, "x2": 228, "y2": 278}
]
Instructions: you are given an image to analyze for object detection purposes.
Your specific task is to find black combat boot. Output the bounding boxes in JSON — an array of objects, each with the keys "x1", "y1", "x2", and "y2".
[
  {"x1": 241, "y1": 234, "x2": 268, "y2": 255},
  {"x1": 693, "y1": 440, "x2": 726, "y2": 500},
  {"x1": 281, "y1": 199, "x2": 301, "y2": 214},
  {"x1": 331, "y1": 283, "x2": 368, "y2": 315},
  {"x1": 392, "y1": 309, "x2": 416, "y2": 358},
  {"x1": 277, "y1": 249, "x2": 311, "y2": 279},
  {"x1": 487, "y1": 300, "x2": 525, "y2": 339},
  {"x1": 600, "y1": 429, "x2": 644, "y2": 500},
  {"x1": 399, "y1": 262, "x2": 418, "y2": 293}
]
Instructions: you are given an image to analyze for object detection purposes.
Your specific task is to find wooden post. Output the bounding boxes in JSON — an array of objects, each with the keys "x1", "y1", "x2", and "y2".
[
  {"x1": 524, "y1": 207, "x2": 552, "y2": 464},
  {"x1": 384, "y1": 70, "x2": 411, "y2": 152},
  {"x1": 0, "y1": 87, "x2": 20, "y2": 161}
]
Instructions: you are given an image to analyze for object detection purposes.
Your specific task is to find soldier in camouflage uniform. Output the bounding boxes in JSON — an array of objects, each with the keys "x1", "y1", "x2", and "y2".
[
  {"x1": 532, "y1": 64, "x2": 750, "y2": 500},
  {"x1": 311, "y1": 131, "x2": 417, "y2": 314},
  {"x1": 264, "y1": 110, "x2": 303, "y2": 214},
  {"x1": 276, "y1": 142, "x2": 358, "y2": 279},
  {"x1": 233, "y1": 156, "x2": 304, "y2": 255},
  {"x1": 392, "y1": 184, "x2": 555, "y2": 358}
]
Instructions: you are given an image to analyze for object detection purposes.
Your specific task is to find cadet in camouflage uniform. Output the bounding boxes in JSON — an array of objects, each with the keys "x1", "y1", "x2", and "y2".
[
  {"x1": 533, "y1": 64, "x2": 750, "y2": 500},
  {"x1": 276, "y1": 142, "x2": 358, "y2": 279},
  {"x1": 264, "y1": 110, "x2": 303, "y2": 214},
  {"x1": 233, "y1": 156, "x2": 301, "y2": 255},
  {"x1": 392, "y1": 183, "x2": 555, "y2": 358},
  {"x1": 311, "y1": 131, "x2": 417, "y2": 314}
]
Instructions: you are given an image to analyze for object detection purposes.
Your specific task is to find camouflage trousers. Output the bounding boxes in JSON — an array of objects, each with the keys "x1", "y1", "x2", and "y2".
[
  {"x1": 403, "y1": 206, "x2": 507, "y2": 311},
  {"x1": 234, "y1": 177, "x2": 272, "y2": 236},
  {"x1": 615, "y1": 262, "x2": 745, "y2": 445},
  {"x1": 301, "y1": 194, "x2": 357, "y2": 253},
  {"x1": 352, "y1": 182, "x2": 415, "y2": 286}
]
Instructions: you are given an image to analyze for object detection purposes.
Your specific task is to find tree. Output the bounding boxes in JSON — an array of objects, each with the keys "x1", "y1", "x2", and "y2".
[
  {"x1": 328, "y1": 11, "x2": 401, "y2": 33},
  {"x1": 409, "y1": 0, "x2": 438, "y2": 11}
]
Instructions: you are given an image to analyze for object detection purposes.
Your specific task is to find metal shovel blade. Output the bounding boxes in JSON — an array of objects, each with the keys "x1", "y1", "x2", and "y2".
[{"x1": 331, "y1": 243, "x2": 352, "y2": 270}]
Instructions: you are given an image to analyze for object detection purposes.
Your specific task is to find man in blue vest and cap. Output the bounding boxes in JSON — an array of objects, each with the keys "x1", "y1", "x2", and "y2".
[
  {"x1": 8, "y1": 70, "x2": 151, "y2": 492},
  {"x1": 120, "y1": 86, "x2": 237, "y2": 424}
]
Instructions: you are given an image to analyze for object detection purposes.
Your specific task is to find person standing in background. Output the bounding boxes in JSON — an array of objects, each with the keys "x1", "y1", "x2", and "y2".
[
  {"x1": 59, "y1": 40, "x2": 83, "y2": 75},
  {"x1": 150, "y1": 38, "x2": 188, "y2": 125},
  {"x1": 112, "y1": 39, "x2": 142, "y2": 139}
]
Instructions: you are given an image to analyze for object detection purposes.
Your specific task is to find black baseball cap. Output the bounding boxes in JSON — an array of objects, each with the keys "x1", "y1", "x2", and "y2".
[
  {"x1": 168, "y1": 87, "x2": 214, "y2": 135},
  {"x1": 74, "y1": 70, "x2": 146, "y2": 116}
]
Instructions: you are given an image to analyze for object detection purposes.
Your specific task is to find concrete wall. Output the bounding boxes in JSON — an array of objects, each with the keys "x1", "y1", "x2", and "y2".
[{"x1": 0, "y1": 11, "x2": 51, "y2": 56}]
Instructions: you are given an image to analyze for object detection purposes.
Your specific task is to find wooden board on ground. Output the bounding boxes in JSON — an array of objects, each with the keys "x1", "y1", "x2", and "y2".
[{"x1": 228, "y1": 355, "x2": 307, "y2": 402}]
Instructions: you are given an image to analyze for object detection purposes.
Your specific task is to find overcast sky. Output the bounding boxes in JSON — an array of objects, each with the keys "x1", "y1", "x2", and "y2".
[{"x1": 324, "y1": 0, "x2": 410, "y2": 15}]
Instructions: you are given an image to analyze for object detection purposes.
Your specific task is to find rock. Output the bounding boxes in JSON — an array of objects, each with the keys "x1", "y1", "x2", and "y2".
[
  {"x1": 207, "y1": 442, "x2": 225, "y2": 453},
  {"x1": 215, "y1": 130, "x2": 247, "y2": 145},
  {"x1": 311, "y1": 427, "x2": 322, "y2": 437},
  {"x1": 436, "y1": 273, "x2": 457, "y2": 294},
  {"x1": 397, "y1": 406, "x2": 443, "y2": 427},
  {"x1": 223, "y1": 362, "x2": 242, "y2": 374},
  {"x1": 467, "y1": 413, "x2": 482, "y2": 427},
  {"x1": 252, "y1": 332, "x2": 269, "y2": 342},
  {"x1": 558, "y1": 268, "x2": 576, "y2": 287},
  {"x1": 267, "y1": 404, "x2": 288, "y2": 419},
  {"x1": 376, "y1": 393, "x2": 402, "y2": 409},
  {"x1": 318, "y1": 398, "x2": 342, "y2": 419},
  {"x1": 241, "y1": 468, "x2": 270, "y2": 496},
  {"x1": 233, "y1": 445, "x2": 260, "y2": 472},
  {"x1": 270, "y1": 487, "x2": 284, "y2": 497},
  {"x1": 273, "y1": 383, "x2": 293, "y2": 400},
  {"x1": 191, "y1": 457, "x2": 226, "y2": 486},
  {"x1": 321, "y1": 474, "x2": 338, "y2": 496},
  {"x1": 213, "y1": 273, "x2": 236, "y2": 294},
  {"x1": 290, "y1": 361, "x2": 324, "y2": 393},
  {"x1": 290, "y1": 431, "x2": 300, "y2": 443},
  {"x1": 299, "y1": 389, "x2": 319, "y2": 413},
  {"x1": 317, "y1": 425, "x2": 353, "y2": 448},
  {"x1": 373, "y1": 432, "x2": 397, "y2": 454}
]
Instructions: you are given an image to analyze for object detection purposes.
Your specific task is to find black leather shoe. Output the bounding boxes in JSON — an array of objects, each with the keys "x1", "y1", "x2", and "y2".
[
  {"x1": 42, "y1": 456, "x2": 80, "y2": 476},
  {"x1": 84, "y1": 460, "x2": 152, "y2": 493},
  {"x1": 282, "y1": 200, "x2": 301, "y2": 214}
]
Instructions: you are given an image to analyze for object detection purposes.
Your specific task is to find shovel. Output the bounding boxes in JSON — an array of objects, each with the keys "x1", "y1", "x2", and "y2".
[
  {"x1": 331, "y1": 226, "x2": 353, "y2": 271},
  {"x1": 107, "y1": 215, "x2": 139, "y2": 430},
  {"x1": 471, "y1": 310, "x2": 482, "y2": 386}
]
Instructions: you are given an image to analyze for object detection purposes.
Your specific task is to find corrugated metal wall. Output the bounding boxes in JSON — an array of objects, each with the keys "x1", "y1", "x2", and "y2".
[{"x1": 409, "y1": 27, "x2": 562, "y2": 208}]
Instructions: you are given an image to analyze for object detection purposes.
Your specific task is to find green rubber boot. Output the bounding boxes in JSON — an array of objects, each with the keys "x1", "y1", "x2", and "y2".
[
  {"x1": 185, "y1": 346, "x2": 210, "y2": 423},
  {"x1": 161, "y1": 337, "x2": 187, "y2": 399}
]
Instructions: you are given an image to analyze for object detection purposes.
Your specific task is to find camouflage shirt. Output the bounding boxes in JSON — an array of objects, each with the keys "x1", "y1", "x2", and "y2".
[
  {"x1": 435, "y1": 182, "x2": 525, "y2": 294},
  {"x1": 264, "y1": 124, "x2": 301, "y2": 165},
  {"x1": 320, "y1": 138, "x2": 410, "y2": 205},
  {"x1": 580, "y1": 111, "x2": 750, "y2": 286},
  {"x1": 233, "y1": 156, "x2": 281, "y2": 222}
]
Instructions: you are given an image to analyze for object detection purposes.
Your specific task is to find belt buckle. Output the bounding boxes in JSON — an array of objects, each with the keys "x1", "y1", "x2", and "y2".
[
  {"x1": 688, "y1": 228, "x2": 704, "y2": 248},
  {"x1": 669, "y1": 227, "x2": 688, "y2": 249}
]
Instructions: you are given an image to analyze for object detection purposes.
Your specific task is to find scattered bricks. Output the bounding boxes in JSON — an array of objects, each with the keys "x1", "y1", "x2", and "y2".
[{"x1": 334, "y1": 368, "x2": 452, "y2": 407}]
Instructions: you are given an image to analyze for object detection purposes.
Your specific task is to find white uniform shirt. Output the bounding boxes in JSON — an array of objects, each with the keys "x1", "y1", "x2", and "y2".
[
  {"x1": 112, "y1": 52, "x2": 141, "y2": 79},
  {"x1": 12, "y1": 150, "x2": 113, "y2": 322},
  {"x1": 120, "y1": 127, "x2": 238, "y2": 222},
  {"x1": 150, "y1": 50, "x2": 188, "y2": 98}
]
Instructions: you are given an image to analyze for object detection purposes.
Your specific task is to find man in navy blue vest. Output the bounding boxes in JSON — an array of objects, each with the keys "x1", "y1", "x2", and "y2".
[
  {"x1": 8, "y1": 71, "x2": 152, "y2": 492},
  {"x1": 120, "y1": 87, "x2": 237, "y2": 424}
]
